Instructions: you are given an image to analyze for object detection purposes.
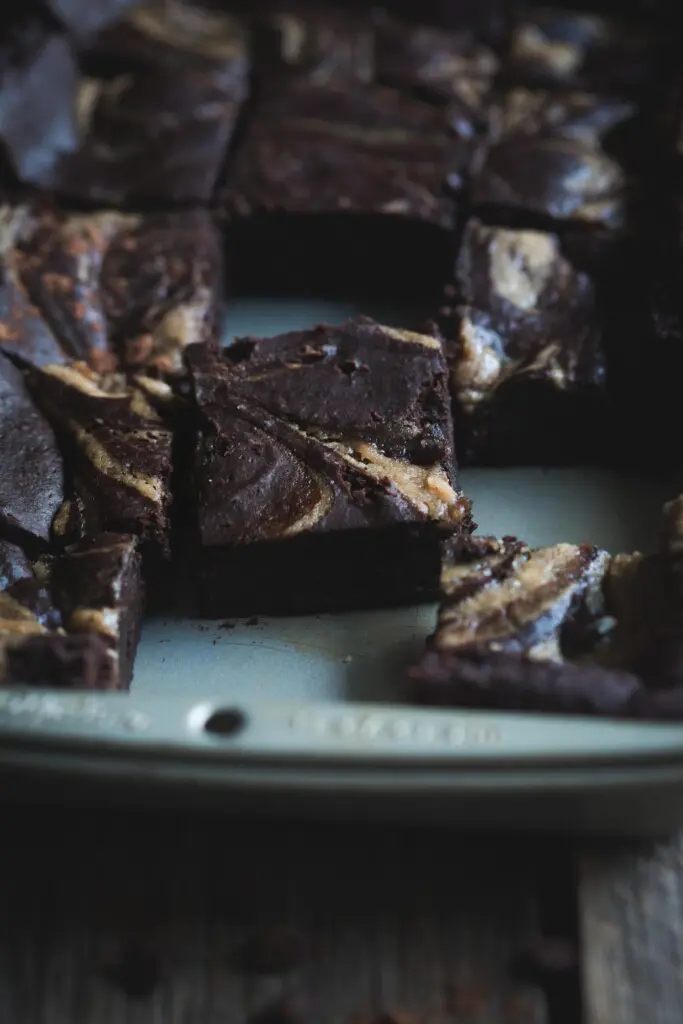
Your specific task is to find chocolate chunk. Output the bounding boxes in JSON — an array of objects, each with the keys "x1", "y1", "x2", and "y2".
[
  {"x1": 1, "y1": 204, "x2": 223, "y2": 374},
  {"x1": 258, "y1": 2, "x2": 374, "y2": 85},
  {"x1": 52, "y1": 533, "x2": 143, "y2": 689},
  {"x1": 219, "y1": 79, "x2": 468, "y2": 294},
  {"x1": 374, "y1": 12, "x2": 499, "y2": 119},
  {"x1": 0, "y1": 15, "x2": 79, "y2": 182},
  {"x1": 27, "y1": 0, "x2": 250, "y2": 205},
  {"x1": 28, "y1": 363, "x2": 174, "y2": 550},
  {"x1": 471, "y1": 88, "x2": 639, "y2": 232},
  {"x1": 441, "y1": 217, "x2": 606, "y2": 463},
  {"x1": 506, "y1": 8, "x2": 665, "y2": 97},
  {"x1": 186, "y1": 318, "x2": 472, "y2": 615},
  {"x1": 0, "y1": 352, "x2": 64, "y2": 546}
]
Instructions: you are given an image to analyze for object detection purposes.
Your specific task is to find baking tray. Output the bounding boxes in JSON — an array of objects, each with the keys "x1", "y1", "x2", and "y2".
[{"x1": 2, "y1": 299, "x2": 683, "y2": 836}]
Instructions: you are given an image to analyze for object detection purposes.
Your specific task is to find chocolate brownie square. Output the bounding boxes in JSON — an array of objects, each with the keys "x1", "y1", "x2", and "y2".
[
  {"x1": 186, "y1": 317, "x2": 473, "y2": 615},
  {"x1": 0, "y1": 352, "x2": 64, "y2": 548},
  {"x1": 439, "y1": 217, "x2": 606, "y2": 464},
  {"x1": 505, "y1": 7, "x2": 665, "y2": 97},
  {"x1": 24, "y1": 0, "x2": 250, "y2": 205},
  {"x1": 219, "y1": 80, "x2": 469, "y2": 296},
  {"x1": 409, "y1": 529, "x2": 683, "y2": 719},
  {"x1": 27, "y1": 363, "x2": 175, "y2": 552},
  {"x1": 1, "y1": 204, "x2": 222, "y2": 374},
  {"x1": 1, "y1": 532, "x2": 142, "y2": 689},
  {"x1": 470, "y1": 88, "x2": 640, "y2": 233}
]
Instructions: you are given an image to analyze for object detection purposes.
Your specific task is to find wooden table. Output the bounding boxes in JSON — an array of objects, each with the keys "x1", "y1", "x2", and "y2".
[{"x1": 0, "y1": 802, "x2": 680, "y2": 1024}]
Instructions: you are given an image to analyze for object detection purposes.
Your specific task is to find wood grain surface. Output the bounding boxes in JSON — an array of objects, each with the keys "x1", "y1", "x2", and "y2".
[
  {"x1": 0, "y1": 805, "x2": 558, "y2": 1024},
  {"x1": 580, "y1": 836, "x2": 683, "y2": 1024}
]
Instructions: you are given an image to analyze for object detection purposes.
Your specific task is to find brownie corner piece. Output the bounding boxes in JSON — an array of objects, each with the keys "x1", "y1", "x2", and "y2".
[
  {"x1": 219, "y1": 80, "x2": 467, "y2": 294},
  {"x1": 441, "y1": 217, "x2": 606, "y2": 464},
  {"x1": 187, "y1": 318, "x2": 473, "y2": 615}
]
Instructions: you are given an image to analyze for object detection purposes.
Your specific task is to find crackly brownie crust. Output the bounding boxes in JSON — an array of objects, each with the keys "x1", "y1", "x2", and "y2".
[
  {"x1": 186, "y1": 317, "x2": 473, "y2": 615},
  {"x1": 1, "y1": 203, "x2": 223, "y2": 374}
]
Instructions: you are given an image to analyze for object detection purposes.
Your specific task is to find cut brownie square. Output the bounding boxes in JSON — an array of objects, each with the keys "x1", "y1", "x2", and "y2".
[
  {"x1": 24, "y1": 0, "x2": 250, "y2": 205},
  {"x1": 219, "y1": 80, "x2": 470, "y2": 295},
  {"x1": 0, "y1": 532, "x2": 142, "y2": 689},
  {"x1": 1, "y1": 14, "x2": 79, "y2": 183},
  {"x1": 0, "y1": 204, "x2": 222, "y2": 374},
  {"x1": 409, "y1": 522, "x2": 683, "y2": 720},
  {"x1": 27, "y1": 363, "x2": 175, "y2": 552},
  {"x1": 439, "y1": 217, "x2": 606, "y2": 464},
  {"x1": 0, "y1": 352, "x2": 64, "y2": 548},
  {"x1": 470, "y1": 88, "x2": 640, "y2": 234},
  {"x1": 186, "y1": 317, "x2": 473, "y2": 616},
  {"x1": 373, "y1": 11, "x2": 500, "y2": 120},
  {"x1": 505, "y1": 7, "x2": 665, "y2": 98}
]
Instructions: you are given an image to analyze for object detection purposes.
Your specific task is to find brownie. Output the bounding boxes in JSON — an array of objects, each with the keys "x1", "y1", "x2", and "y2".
[
  {"x1": 1, "y1": 14, "x2": 79, "y2": 183},
  {"x1": 50, "y1": 532, "x2": 143, "y2": 688},
  {"x1": 0, "y1": 534, "x2": 140, "y2": 689},
  {"x1": 256, "y1": 2, "x2": 374, "y2": 86},
  {"x1": 186, "y1": 318, "x2": 473, "y2": 616},
  {"x1": 28, "y1": 363, "x2": 175, "y2": 551},
  {"x1": 409, "y1": 527, "x2": 683, "y2": 719},
  {"x1": 219, "y1": 80, "x2": 469, "y2": 295},
  {"x1": 0, "y1": 352, "x2": 64, "y2": 548},
  {"x1": 374, "y1": 12, "x2": 500, "y2": 133},
  {"x1": 470, "y1": 88, "x2": 639, "y2": 233},
  {"x1": 24, "y1": 0, "x2": 250, "y2": 205},
  {"x1": 1, "y1": 204, "x2": 222, "y2": 374},
  {"x1": 505, "y1": 7, "x2": 664, "y2": 97},
  {"x1": 440, "y1": 217, "x2": 606, "y2": 463}
]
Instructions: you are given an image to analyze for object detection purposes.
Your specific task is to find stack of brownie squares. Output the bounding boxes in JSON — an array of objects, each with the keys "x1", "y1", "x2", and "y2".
[{"x1": 2, "y1": 0, "x2": 683, "y2": 720}]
